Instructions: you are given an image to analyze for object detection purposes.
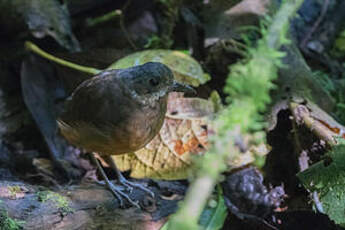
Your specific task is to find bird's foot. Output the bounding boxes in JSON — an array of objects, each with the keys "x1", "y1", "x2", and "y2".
[
  {"x1": 106, "y1": 182, "x2": 141, "y2": 209},
  {"x1": 118, "y1": 176, "x2": 155, "y2": 198},
  {"x1": 90, "y1": 154, "x2": 142, "y2": 208}
]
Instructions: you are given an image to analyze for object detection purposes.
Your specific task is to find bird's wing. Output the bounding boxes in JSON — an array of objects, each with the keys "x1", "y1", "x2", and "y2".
[{"x1": 58, "y1": 71, "x2": 135, "y2": 130}]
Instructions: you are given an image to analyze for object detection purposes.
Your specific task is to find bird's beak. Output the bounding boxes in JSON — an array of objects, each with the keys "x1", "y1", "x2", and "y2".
[{"x1": 170, "y1": 81, "x2": 196, "y2": 94}]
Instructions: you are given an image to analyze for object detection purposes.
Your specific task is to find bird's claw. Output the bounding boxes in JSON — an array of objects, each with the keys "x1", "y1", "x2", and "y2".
[
  {"x1": 107, "y1": 182, "x2": 140, "y2": 209},
  {"x1": 118, "y1": 177, "x2": 155, "y2": 198}
]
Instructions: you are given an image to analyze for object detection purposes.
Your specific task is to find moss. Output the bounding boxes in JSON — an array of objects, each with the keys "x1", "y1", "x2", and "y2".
[
  {"x1": 0, "y1": 209, "x2": 25, "y2": 230},
  {"x1": 7, "y1": 186, "x2": 21, "y2": 198},
  {"x1": 167, "y1": 0, "x2": 305, "y2": 229},
  {"x1": 37, "y1": 191, "x2": 74, "y2": 215}
]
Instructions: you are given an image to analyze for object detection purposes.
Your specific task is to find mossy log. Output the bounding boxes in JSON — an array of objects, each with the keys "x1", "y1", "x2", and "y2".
[{"x1": 0, "y1": 180, "x2": 185, "y2": 230}]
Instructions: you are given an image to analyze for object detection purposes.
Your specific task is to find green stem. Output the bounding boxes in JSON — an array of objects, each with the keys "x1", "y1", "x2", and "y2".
[
  {"x1": 24, "y1": 41, "x2": 102, "y2": 75},
  {"x1": 167, "y1": 1, "x2": 305, "y2": 230},
  {"x1": 266, "y1": 0, "x2": 305, "y2": 49}
]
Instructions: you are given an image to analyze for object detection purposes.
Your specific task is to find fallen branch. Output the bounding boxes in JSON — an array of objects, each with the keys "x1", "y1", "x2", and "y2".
[{"x1": 0, "y1": 180, "x2": 186, "y2": 230}]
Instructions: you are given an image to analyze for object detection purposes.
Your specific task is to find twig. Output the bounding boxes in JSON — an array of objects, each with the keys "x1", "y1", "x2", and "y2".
[
  {"x1": 25, "y1": 41, "x2": 101, "y2": 75},
  {"x1": 289, "y1": 102, "x2": 337, "y2": 146},
  {"x1": 300, "y1": 0, "x2": 330, "y2": 49}
]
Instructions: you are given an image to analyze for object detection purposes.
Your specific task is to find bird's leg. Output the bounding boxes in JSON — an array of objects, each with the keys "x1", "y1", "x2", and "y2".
[
  {"x1": 106, "y1": 156, "x2": 155, "y2": 198},
  {"x1": 90, "y1": 153, "x2": 140, "y2": 208}
]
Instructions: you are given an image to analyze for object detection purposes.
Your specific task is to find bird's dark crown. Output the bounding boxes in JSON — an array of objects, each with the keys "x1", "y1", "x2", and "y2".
[
  {"x1": 97, "y1": 62, "x2": 194, "y2": 105},
  {"x1": 117, "y1": 62, "x2": 174, "y2": 98}
]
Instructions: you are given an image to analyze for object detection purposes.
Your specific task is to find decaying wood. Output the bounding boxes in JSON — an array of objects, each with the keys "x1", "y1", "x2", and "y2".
[{"x1": 0, "y1": 180, "x2": 186, "y2": 230}]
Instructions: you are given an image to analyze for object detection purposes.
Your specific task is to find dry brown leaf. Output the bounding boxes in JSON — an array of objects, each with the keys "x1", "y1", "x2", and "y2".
[
  {"x1": 112, "y1": 93, "x2": 212, "y2": 180},
  {"x1": 0, "y1": 185, "x2": 28, "y2": 200},
  {"x1": 112, "y1": 92, "x2": 270, "y2": 180}
]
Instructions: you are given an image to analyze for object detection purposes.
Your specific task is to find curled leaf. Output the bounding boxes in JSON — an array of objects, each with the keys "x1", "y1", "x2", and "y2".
[
  {"x1": 112, "y1": 93, "x2": 212, "y2": 180},
  {"x1": 112, "y1": 92, "x2": 270, "y2": 179}
]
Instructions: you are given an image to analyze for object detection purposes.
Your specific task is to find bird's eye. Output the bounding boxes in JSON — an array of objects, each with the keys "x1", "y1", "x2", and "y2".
[{"x1": 149, "y1": 78, "x2": 159, "y2": 86}]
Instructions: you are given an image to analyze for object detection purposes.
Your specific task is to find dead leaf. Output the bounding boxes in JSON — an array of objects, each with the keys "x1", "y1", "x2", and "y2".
[
  {"x1": 112, "y1": 92, "x2": 269, "y2": 180},
  {"x1": 112, "y1": 93, "x2": 212, "y2": 180},
  {"x1": 0, "y1": 185, "x2": 28, "y2": 200}
]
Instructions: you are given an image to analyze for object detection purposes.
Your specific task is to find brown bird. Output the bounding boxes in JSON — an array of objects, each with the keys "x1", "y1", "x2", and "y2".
[{"x1": 57, "y1": 62, "x2": 194, "y2": 207}]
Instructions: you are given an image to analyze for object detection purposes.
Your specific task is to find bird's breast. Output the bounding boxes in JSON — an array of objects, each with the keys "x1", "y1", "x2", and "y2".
[
  {"x1": 112, "y1": 97, "x2": 167, "y2": 154},
  {"x1": 58, "y1": 96, "x2": 168, "y2": 156}
]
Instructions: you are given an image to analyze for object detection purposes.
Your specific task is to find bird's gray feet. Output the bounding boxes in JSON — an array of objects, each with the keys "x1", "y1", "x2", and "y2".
[
  {"x1": 106, "y1": 182, "x2": 141, "y2": 208},
  {"x1": 117, "y1": 173, "x2": 155, "y2": 198},
  {"x1": 97, "y1": 179, "x2": 153, "y2": 208},
  {"x1": 91, "y1": 154, "x2": 141, "y2": 208},
  {"x1": 106, "y1": 155, "x2": 155, "y2": 198}
]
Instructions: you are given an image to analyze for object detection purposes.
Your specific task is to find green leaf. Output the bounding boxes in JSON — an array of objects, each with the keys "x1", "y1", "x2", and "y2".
[
  {"x1": 108, "y1": 49, "x2": 210, "y2": 87},
  {"x1": 161, "y1": 186, "x2": 228, "y2": 230},
  {"x1": 297, "y1": 142, "x2": 345, "y2": 227},
  {"x1": 199, "y1": 186, "x2": 228, "y2": 230}
]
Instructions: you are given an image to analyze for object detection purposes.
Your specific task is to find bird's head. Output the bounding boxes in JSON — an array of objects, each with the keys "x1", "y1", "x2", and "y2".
[{"x1": 117, "y1": 62, "x2": 195, "y2": 104}]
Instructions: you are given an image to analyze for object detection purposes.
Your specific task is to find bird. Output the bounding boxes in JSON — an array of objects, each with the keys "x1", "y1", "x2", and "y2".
[{"x1": 57, "y1": 62, "x2": 195, "y2": 207}]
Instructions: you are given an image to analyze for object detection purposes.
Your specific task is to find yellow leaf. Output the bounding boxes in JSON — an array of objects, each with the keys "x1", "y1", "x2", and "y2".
[{"x1": 112, "y1": 93, "x2": 212, "y2": 180}]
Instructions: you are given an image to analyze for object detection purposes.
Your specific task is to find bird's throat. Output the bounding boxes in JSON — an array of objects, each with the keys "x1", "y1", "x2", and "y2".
[{"x1": 130, "y1": 89, "x2": 168, "y2": 106}]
